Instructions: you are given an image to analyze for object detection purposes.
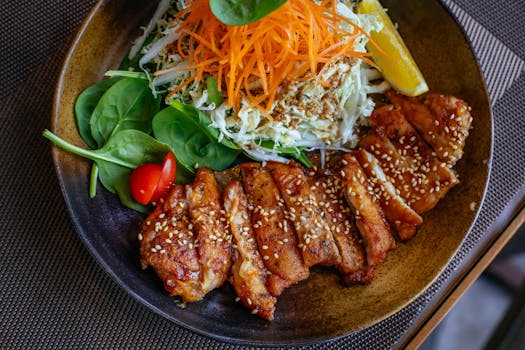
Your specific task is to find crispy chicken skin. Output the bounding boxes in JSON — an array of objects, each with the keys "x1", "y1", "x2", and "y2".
[
  {"x1": 186, "y1": 168, "x2": 232, "y2": 295},
  {"x1": 307, "y1": 168, "x2": 373, "y2": 284},
  {"x1": 240, "y1": 162, "x2": 309, "y2": 296},
  {"x1": 139, "y1": 185, "x2": 204, "y2": 302},
  {"x1": 387, "y1": 91, "x2": 473, "y2": 166},
  {"x1": 267, "y1": 161, "x2": 340, "y2": 267},
  {"x1": 355, "y1": 149, "x2": 423, "y2": 241},
  {"x1": 224, "y1": 181, "x2": 277, "y2": 320},
  {"x1": 340, "y1": 154, "x2": 396, "y2": 267},
  {"x1": 364, "y1": 105, "x2": 459, "y2": 214}
]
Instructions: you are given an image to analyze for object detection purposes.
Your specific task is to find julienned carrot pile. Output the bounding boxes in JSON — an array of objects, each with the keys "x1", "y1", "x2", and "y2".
[{"x1": 155, "y1": 0, "x2": 375, "y2": 118}]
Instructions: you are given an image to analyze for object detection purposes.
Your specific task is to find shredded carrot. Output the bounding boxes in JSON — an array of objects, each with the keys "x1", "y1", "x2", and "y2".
[{"x1": 161, "y1": 0, "x2": 373, "y2": 117}]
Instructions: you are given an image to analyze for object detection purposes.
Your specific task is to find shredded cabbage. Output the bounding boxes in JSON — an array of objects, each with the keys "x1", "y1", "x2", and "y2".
[{"x1": 136, "y1": 0, "x2": 390, "y2": 163}]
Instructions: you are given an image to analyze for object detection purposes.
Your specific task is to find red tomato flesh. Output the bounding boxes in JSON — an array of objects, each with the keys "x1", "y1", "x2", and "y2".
[
  {"x1": 129, "y1": 163, "x2": 162, "y2": 205},
  {"x1": 129, "y1": 152, "x2": 177, "y2": 205},
  {"x1": 151, "y1": 152, "x2": 177, "y2": 202}
]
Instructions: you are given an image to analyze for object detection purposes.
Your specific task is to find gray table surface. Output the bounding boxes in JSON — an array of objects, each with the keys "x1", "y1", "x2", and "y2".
[{"x1": 1, "y1": 0, "x2": 524, "y2": 349}]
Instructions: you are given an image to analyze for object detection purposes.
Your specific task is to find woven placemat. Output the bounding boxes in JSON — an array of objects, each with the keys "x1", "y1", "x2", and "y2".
[{"x1": 1, "y1": 0, "x2": 524, "y2": 349}]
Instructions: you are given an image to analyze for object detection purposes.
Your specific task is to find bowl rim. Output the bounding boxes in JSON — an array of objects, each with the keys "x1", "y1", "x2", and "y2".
[{"x1": 50, "y1": 0, "x2": 493, "y2": 346}]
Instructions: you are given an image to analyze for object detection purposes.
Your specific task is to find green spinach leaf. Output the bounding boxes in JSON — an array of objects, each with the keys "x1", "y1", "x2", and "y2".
[
  {"x1": 169, "y1": 100, "x2": 239, "y2": 150},
  {"x1": 74, "y1": 77, "x2": 122, "y2": 149},
  {"x1": 153, "y1": 106, "x2": 241, "y2": 171},
  {"x1": 97, "y1": 162, "x2": 149, "y2": 213},
  {"x1": 90, "y1": 78, "x2": 160, "y2": 148},
  {"x1": 210, "y1": 0, "x2": 288, "y2": 26},
  {"x1": 43, "y1": 129, "x2": 174, "y2": 213}
]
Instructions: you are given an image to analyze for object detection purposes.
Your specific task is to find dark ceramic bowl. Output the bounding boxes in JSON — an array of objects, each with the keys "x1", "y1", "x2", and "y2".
[{"x1": 51, "y1": 0, "x2": 492, "y2": 346}]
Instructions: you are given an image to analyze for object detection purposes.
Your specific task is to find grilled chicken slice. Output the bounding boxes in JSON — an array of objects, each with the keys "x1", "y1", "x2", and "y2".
[
  {"x1": 267, "y1": 161, "x2": 340, "y2": 267},
  {"x1": 340, "y1": 154, "x2": 396, "y2": 267},
  {"x1": 240, "y1": 162, "x2": 309, "y2": 296},
  {"x1": 186, "y1": 168, "x2": 232, "y2": 295},
  {"x1": 355, "y1": 149, "x2": 423, "y2": 241},
  {"x1": 360, "y1": 133, "x2": 414, "y2": 198},
  {"x1": 387, "y1": 91, "x2": 473, "y2": 166},
  {"x1": 307, "y1": 168, "x2": 373, "y2": 284},
  {"x1": 224, "y1": 181, "x2": 277, "y2": 320},
  {"x1": 139, "y1": 185, "x2": 204, "y2": 302},
  {"x1": 368, "y1": 105, "x2": 459, "y2": 214}
]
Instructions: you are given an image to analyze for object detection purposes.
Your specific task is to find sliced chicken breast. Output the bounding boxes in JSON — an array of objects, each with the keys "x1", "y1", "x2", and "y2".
[
  {"x1": 186, "y1": 168, "x2": 232, "y2": 295},
  {"x1": 387, "y1": 91, "x2": 473, "y2": 166},
  {"x1": 365, "y1": 105, "x2": 459, "y2": 214},
  {"x1": 224, "y1": 181, "x2": 277, "y2": 320},
  {"x1": 139, "y1": 185, "x2": 204, "y2": 302},
  {"x1": 355, "y1": 149, "x2": 423, "y2": 241},
  {"x1": 240, "y1": 162, "x2": 309, "y2": 296},
  {"x1": 307, "y1": 168, "x2": 373, "y2": 284},
  {"x1": 267, "y1": 161, "x2": 340, "y2": 267},
  {"x1": 340, "y1": 154, "x2": 396, "y2": 267}
]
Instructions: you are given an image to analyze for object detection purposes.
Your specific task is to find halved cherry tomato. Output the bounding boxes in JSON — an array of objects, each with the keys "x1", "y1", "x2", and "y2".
[
  {"x1": 129, "y1": 163, "x2": 162, "y2": 205},
  {"x1": 151, "y1": 152, "x2": 177, "y2": 203},
  {"x1": 129, "y1": 152, "x2": 177, "y2": 205}
]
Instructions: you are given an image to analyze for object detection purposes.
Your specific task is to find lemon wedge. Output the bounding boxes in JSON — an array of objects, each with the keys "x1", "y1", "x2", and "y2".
[{"x1": 358, "y1": 0, "x2": 429, "y2": 96}]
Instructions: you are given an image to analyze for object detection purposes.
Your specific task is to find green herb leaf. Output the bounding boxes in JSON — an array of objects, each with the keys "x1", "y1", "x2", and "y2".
[
  {"x1": 90, "y1": 78, "x2": 160, "y2": 148},
  {"x1": 169, "y1": 100, "x2": 240, "y2": 150},
  {"x1": 105, "y1": 70, "x2": 148, "y2": 80},
  {"x1": 97, "y1": 162, "x2": 149, "y2": 213},
  {"x1": 74, "y1": 77, "x2": 122, "y2": 149},
  {"x1": 258, "y1": 140, "x2": 312, "y2": 167},
  {"x1": 43, "y1": 129, "x2": 173, "y2": 213},
  {"x1": 206, "y1": 76, "x2": 223, "y2": 107},
  {"x1": 209, "y1": 0, "x2": 288, "y2": 26},
  {"x1": 153, "y1": 106, "x2": 241, "y2": 171}
]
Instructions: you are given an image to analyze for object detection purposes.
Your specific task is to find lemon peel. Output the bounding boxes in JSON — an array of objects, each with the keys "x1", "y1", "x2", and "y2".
[{"x1": 358, "y1": 0, "x2": 429, "y2": 96}]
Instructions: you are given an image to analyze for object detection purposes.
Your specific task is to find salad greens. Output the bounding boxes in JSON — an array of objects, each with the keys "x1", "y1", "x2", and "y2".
[
  {"x1": 104, "y1": 70, "x2": 148, "y2": 80},
  {"x1": 206, "y1": 77, "x2": 223, "y2": 107},
  {"x1": 89, "y1": 78, "x2": 159, "y2": 147},
  {"x1": 43, "y1": 129, "x2": 173, "y2": 213},
  {"x1": 153, "y1": 104, "x2": 241, "y2": 171},
  {"x1": 45, "y1": 73, "x2": 241, "y2": 211},
  {"x1": 169, "y1": 100, "x2": 240, "y2": 151},
  {"x1": 45, "y1": 0, "x2": 318, "y2": 213},
  {"x1": 210, "y1": 0, "x2": 288, "y2": 26},
  {"x1": 258, "y1": 141, "x2": 312, "y2": 168},
  {"x1": 74, "y1": 77, "x2": 122, "y2": 150},
  {"x1": 78, "y1": 77, "x2": 161, "y2": 198}
]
